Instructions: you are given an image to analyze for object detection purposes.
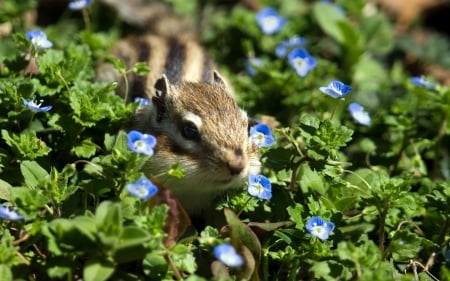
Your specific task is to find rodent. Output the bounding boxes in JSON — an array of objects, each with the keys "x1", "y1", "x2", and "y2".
[{"x1": 96, "y1": 7, "x2": 262, "y2": 215}]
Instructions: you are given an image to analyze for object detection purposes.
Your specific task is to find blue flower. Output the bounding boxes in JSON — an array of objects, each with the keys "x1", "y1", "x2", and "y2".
[
  {"x1": 22, "y1": 98, "x2": 52, "y2": 112},
  {"x1": 348, "y1": 102, "x2": 371, "y2": 126},
  {"x1": 410, "y1": 76, "x2": 436, "y2": 89},
  {"x1": 319, "y1": 80, "x2": 352, "y2": 98},
  {"x1": 275, "y1": 36, "x2": 307, "y2": 57},
  {"x1": 126, "y1": 177, "x2": 158, "y2": 200},
  {"x1": 68, "y1": 0, "x2": 92, "y2": 10},
  {"x1": 245, "y1": 57, "x2": 264, "y2": 76},
  {"x1": 288, "y1": 48, "x2": 317, "y2": 77},
  {"x1": 250, "y1": 123, "x2": 275, "y2": 147},
  {"x1": 256, "y1": 7, "x2": 286, "y2": 35},
  {"x1": 127, "y1": 130, "x2": 157, "y2": 156},
  {"x1": 213, "y1": 243, "x2": 244, "y2": 267},
  {"x1": 134, "y1": 97, "x2": 149, "y2": 108},
  {"x1": 0, "y1": 206, "x2": 24, "y2": 221},
  {"x1": 305, "y1": 216, "x2": 335, "y2": 241},
  {"x1": 248, "y1": 174, "x2": 272, "y2": 200},
  {"x1": 25, "y1": 30, "x2": 53, "y2": 49}
]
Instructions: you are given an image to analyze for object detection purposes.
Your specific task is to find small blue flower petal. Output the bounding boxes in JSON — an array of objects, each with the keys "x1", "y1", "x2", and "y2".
[
  {"x1": 288, "y1": 48, "x2": 317, "y2": 77},
  {"x1": 410, "y1": 76, "x2": 436, "y2": 89},
  {"x1": 348, "y1": 102, "x2": 371, "y2": 126},
  {"x1": 126, "y1": 177, "x2": 158, "y2": 200},
  {"x1": 305, "y1": 216, "x2": 335, "y2": 241},
  {"x1": 250, "y1": 123, "x2": 275, "y2": 147},
  {"x1": 22, "y1": 98, "x2": 52, "y2": 112},
  {"x1": 25, "y1": 30, "x2": 53, "y2": 49},
  {"x1": 0, "y1": 206, "x2": 24, "y2": 221},
  {"x1": 134, "y1": 97, "x2": 149, "y2": 108},
  {"x1": 245, "y1": 57, "x2": 264, "y2": 77},
  {"x1": 248, "y1": 174, "x2": 272, "y2": 200},
  {"x1": 275, "y1": 36, "x2": 307, "y2": 57},
  {"x1": 127, "y1": 130, "x2": 157, "y2": 156},
  {"x1": 256, "y1": 7, "x2": 286, "y2": 35},
  {"x1": 319, "y1": 80, "x2": 352, "y2": 98},
  {"x1": 214, "y1": 243, "x2": 244, "y2": 267},
  {"x1": 68, "y1": 0, "x2": 92, "y2": 10}
]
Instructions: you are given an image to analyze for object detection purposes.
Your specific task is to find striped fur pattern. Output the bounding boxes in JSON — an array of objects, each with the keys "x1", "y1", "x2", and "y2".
[
  {"x1": 97, "y1": 34, "x2": 216, "y2": 101},
  {"x1": 98, "y1": 34, "x2": 261, "y2": 214}
]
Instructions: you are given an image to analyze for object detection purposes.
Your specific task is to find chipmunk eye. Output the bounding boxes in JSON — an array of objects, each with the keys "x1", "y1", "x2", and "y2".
[{"x1": 181, "y1": 122, "x2": 200, "y2": 140}]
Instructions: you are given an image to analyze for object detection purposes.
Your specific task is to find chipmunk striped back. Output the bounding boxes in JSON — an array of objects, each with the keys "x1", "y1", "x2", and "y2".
[{"x1": 97, "y1": 34, "x2": 218, "y2": 101}]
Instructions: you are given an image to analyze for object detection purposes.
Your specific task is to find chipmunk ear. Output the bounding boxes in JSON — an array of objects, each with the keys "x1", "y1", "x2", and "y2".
[
  {"x1": 213, "y1": 70, "x2": 234, "y2": 96},
  {"x1": 213, "y1": 71, "x2": 229, "y2": 88},
  {"x1": 152, "y1": 75, "x2": 170, "y2": 122}
]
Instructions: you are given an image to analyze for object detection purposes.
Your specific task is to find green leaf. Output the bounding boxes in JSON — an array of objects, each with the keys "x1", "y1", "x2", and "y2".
[
  {"x1": 20, "y1": 160, "x2": 49, "y2": 189},
  {"x1": 95, "y1": 201, "x2": 123, "y2": 246},
  {"x1": 131, "y1": 62, "x2": 150, "y2": 76},
  {"x1": 116, "y1": 226, "x2": 151, "y2": 249},
  {"x1": 114, "y1": 226, "x2": 152, "y2": 263},
  {"x1": 83, "y1": 258, "x2": 115, "y2": 281},
  {"x1": 299, "y1": 163, "x2": 325, "y2": 194},
  {"x1": 71, "y1": 138, "x2": 98, "y2": 158},
  {"x1": 224, "y1": 208, "x2": 261, "y2": 262},
  {"x1": 0, "y1": 179, "x2": 12, "y2": 200},
  {"x1": 1, "y1": 130, "x2": 51, "y2": 159},
  {"x1": 0, "y1": 265, "x2": 12, "y2": 281},
  {"x1": 104, "y1": 55, "x2": 126, "y2": 74},
  {"x1": 142, "y1": 252, "x2": 169, "y2": 279},
  {"x1": 287, "y1": 203, "x2": 305, "y2": 230},
  {"x1": 168, "y1": 163, "x2": 185, "y2": 179},
  {"x1": 312, "y1": 2, "x2": 348, "y2": 45}
]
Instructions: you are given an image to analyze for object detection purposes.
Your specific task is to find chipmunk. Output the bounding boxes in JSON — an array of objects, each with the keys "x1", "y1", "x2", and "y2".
[{"x1": 96, "y1": 1, "x2": 262, "y2": 215}]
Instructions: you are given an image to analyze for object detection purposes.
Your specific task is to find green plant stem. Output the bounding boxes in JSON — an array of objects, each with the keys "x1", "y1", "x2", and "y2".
[
  {"x1": 236, "y1": 196, "x2": 253, "y2": 217},
  {"x1": 123, "y1": 71, "x2": 130, "y2": 103},
  {"x1": 56, "y1": 70, "x2": 71, "y2": 95},
  {"x1": 164, "y1": 252, "x2": 182, "y2": 280},
  {"x1": 82, "y1": 9, "x2": 91, "y2": 32},
  {"x1": 432, "y1": 112, "x2": 448, "y2": 179},
  {"x1": 342, "y1": 169, "x2": 373, "y2": 196},
  {"x1": 377, "y1": 200, "x2": 389, "y2": 255}
]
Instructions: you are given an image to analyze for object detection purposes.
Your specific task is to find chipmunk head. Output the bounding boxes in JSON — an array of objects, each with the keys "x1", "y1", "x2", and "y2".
[{"x1": 134, "y1": 72, "x2": 261, "y2": 213}]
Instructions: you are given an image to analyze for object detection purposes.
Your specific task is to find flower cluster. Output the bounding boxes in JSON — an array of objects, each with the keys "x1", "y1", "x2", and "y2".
[
  {"x1": 127, "y1": 130, "x2": 157, "y2": 156},
  {"x1": 256, "y1": 7, "x2": 286, "y2": 35},
  {"x1": 126, "y1": 177, "x2": 158, "y2": 200},
  {"x1": 22, "y1": 98, "x2": 52, "y2": 112},
  {"x1": 251, "y1": 8, "x2": 318, "y2": 77},
  {"x1": 68, "y1": 0, "x2": 92, "y2": 10},
  {"x1": 248, "y1": 174, "x2": 272, "y2": 200},
  {"x1": 305, "y1": 216, "x2": 335, "y2": 241},
  {"x1": 0, "y1": 206, "x2": 24, "y2": 221},
  {"x1": 214, "y1": 243, "x2": 244, "y2": 267},
  {"x1": 26, "y1": 30, "x2": 53, "y2": 49},
  {"x1": 249, "y1": 123, "x2": 275, "y2": 147}
]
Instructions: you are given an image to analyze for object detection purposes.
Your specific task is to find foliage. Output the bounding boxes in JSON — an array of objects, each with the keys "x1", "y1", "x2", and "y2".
[{"x1": 0, "y1": 0, "x2": 449, "y2": 280}]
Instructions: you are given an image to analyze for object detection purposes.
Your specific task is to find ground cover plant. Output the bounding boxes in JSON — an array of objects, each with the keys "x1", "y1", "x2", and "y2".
[{"x1": 0, "y1": 0, "x2": 450, "y2": 280}]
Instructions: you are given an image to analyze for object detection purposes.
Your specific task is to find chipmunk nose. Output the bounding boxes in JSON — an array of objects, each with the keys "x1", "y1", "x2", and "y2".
[{"x1": 227, "y1": 148, "x2": 245, "y2": 175}]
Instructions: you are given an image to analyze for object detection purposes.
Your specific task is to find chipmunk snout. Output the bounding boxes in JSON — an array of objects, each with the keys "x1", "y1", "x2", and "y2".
[{"x1": 227, "y1": 148, "x2": 246, "y2": 176}]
